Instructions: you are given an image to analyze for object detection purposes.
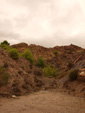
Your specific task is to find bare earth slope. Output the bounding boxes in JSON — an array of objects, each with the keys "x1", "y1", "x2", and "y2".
[{"x1": 0, "y1": 91, "x2": 85, "y2": 113}]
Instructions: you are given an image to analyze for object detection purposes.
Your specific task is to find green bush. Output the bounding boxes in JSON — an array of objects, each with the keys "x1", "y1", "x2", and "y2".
[
  {"x1": 0, "y1": 41, "x2": 19, "y2": 60},
  {"x1": 8, "y1": 48, "x2": 19, "y2": 60},
  {"x1": 21, "y1": 49, "x2": 34, "y2": 64},
  {"x1": 0, "y1": 67, "x2": 9, "y2": 86},
  {"x1": 69, "y1": 69, "x2": 79, "y2": 81},
  {"x1": 36, "y1": 56, "x2": 45, "y2": 68},
  {"x1": 68, "y1": 62, "x2": 73, "y2": 69},
  {"x1": 43, "y1": 66, "x2": 58, "y2": 77},
  {"x1": 53, "y1": 50, "x2": 58, "y2": 56}
]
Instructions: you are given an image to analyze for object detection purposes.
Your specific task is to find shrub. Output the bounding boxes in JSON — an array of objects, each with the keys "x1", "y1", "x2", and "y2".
[
  {"x1": 8, "y1": 48, "x2": 19, "y2": 60},
  {"x1": 68, "y1": 62, "x2": 73, "y2": 69},
  {"x1": 1, "y1": 40, "x2": 10, "y2": 45},
  {"x1": 36, "y1": 56, "x2": 45, "y2": 68},
  {"x1": 43, "y1": 66, "x2": 58, "y2": 77},
  {"x1": 53, "y1": 50, "x2": 58, "y2": 56},
  {"x1": 69, "y1": 69, "x2": 79, "y2": 81},
  {"x1": 21, "y1": 49, "x2": 34, "y2": 64},
  {"x1": 0, "y1": 67, "x2": 9, "y2": 86}
]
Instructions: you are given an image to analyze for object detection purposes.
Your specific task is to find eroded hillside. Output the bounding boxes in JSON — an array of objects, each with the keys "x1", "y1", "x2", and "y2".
[
  {"x1": 0, "y1": 41, "x2": 85, "y2": 97},
  {"x1": 12, "y1": 43, "x2": 85, "y2": 72}
]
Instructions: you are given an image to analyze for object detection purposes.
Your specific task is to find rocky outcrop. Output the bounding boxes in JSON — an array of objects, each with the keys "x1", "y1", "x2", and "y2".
[{"x1": 78, "y1": 68, "x2": 85, "y2": 81}]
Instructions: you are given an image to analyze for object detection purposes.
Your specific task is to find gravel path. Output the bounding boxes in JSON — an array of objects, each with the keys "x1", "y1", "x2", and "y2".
[{"x1": 0, "y1": 91, "x2": 85, "y2": 113}]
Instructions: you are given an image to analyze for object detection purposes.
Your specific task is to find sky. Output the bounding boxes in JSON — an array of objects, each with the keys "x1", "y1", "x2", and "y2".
[{"x1": 0, "y1": 0, "x2": 85, "y2": 48}]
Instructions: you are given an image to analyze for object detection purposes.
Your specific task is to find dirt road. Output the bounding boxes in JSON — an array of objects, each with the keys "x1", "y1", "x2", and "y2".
[{"x1": 0, "y1": 91, "x2": 85, "y2": 113}]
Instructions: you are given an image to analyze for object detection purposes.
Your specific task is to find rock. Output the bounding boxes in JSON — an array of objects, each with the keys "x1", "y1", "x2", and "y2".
[{"x1": 12, "y1": 95, "x2": 16, "y2": 98}]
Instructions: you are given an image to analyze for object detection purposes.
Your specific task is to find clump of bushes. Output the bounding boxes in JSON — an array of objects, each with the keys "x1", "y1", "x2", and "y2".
[
  {"x1": 8, "y1": 48, "x2": 19, "y2": 60},
  {"x1": 0, "y1": 66, "x2": 9, "y2": 86},
  {"x1": 21, "y1": 49, "x2": 34, "y2": 64},
  {"x1": 69, "y1": 69, "x2": 79, "y2": 81},
  {"x1": 36, "y1": 56, "x2": 45, "y2": 68},
  {"x1": 43, "y1": 66, "x2": 58, "y2": 78}
]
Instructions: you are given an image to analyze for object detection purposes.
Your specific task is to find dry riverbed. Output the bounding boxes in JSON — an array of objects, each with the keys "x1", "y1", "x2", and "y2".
[{"x1": 0, "y1": 91, "x2": 85, "y2": 113}]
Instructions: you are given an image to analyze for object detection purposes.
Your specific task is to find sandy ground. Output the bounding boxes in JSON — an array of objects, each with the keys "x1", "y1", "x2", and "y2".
[{"x1": 0, "y1": 91, "x2": 85, "y2": 113}]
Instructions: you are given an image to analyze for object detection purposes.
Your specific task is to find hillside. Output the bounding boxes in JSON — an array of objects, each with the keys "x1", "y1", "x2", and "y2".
[
  {"x1": 0, "y1": 41, "x2": 85, "y2": 97},
  {"x1": 12, "y1": 43, "x2": 85, "y2": 72}
]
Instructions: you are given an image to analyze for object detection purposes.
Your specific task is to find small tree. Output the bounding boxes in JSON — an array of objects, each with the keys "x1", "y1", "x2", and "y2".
[
  {"x1": 36, "y1": 56, "x2": 45, "y2": 68},
  {"x1": 8, "y1": 48, "x2": 19, "y2": 60},
  {"x1": 1, "y1": 40, "x2": 10, "y2": 45},
  {"x1": 21, "y1": 49, "x2": 34, "y2": 64}
]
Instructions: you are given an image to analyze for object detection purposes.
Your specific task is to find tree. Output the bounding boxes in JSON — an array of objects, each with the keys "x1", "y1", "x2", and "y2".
[
  {"x1": 1, "y1": 40, "x2": 10, "y2": 45},
  {"x1": 36, "y1": 56, "x2": 45, "y2": 68}
]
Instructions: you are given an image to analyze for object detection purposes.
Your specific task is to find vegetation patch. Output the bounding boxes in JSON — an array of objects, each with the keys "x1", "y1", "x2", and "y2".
[
  {"x1": 8, "y1": 48, "x2": 19, "y2": 60},
  {"x1": 36, "y1": 56, "x2": 45, "y2": 68},
  {"x1": 0, "y1": 40, "x2": 10, "y2": 50},
  {"x1": 1, "y1": 40, "x2": 10, "y2": 46},
  {"x1": 0, "y1": 44, "x2": 9, "y2": 50},
  {"x1": 0, "y1": 66, "x2": 9, "y2": 86},
  {"x1": 69, "y1": 69, "x2": 79, "y2": 81},
  {"x1": 21, "y1": 49, "x2": 34, "y2": 64},
  {"x1": 53, "y1": 50, "x2": 58, "y2": 56},
  {"x1": 67, "y1": 62, "x2": 73, "y2": 69},
  {"x1": 0, "y1": 40, "x2": 20, "y2": 60},
  {"x1": 43, "y1": 66, "x2": 58, "y2": 78}
]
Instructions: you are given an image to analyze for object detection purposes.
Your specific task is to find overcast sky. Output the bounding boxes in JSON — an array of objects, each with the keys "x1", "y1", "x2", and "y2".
[{"x1": 0, "y1": 0, "x2": 85, "y2": 48}]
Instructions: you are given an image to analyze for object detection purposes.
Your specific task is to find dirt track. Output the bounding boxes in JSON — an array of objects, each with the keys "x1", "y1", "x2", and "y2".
[{"x1": 0, "y1": 91, "x2": 85, "y2": 113}]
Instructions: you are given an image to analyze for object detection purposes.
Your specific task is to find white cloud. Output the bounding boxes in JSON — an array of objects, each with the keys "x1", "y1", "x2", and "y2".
[{"x1": 0, "y1": 0, "x2": 85, "y2": 48}]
